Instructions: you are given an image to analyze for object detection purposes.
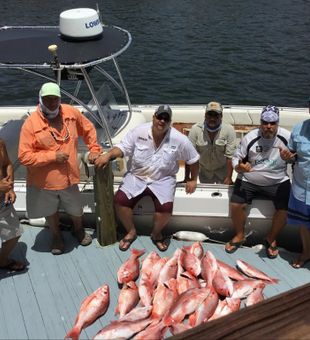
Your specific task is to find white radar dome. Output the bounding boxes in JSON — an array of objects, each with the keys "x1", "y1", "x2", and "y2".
[{"x1": 59, "y1": 8, "x2": 103, "y2": 40}]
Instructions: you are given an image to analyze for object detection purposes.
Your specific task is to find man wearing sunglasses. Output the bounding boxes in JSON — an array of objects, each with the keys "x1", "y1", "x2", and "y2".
[
  {"x1": 185, "y1": 101, "x2": 237, "y2": 184},
  {"x1": 94, "y1": 105, "x2": 200, "y2": 251},
  {"x1": 225, "y1": 105, "x2": 291, "y2": 259},
  {"x1": 18, "y1": 82, "x2": 102, "y2": 255}
]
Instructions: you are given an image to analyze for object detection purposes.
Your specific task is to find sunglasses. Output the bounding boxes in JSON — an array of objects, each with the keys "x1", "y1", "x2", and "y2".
[
  {"x1": 155, "y1": 114, "x2": 171, "y2": 123},
  {"x1": 261, "y1": 120, "x2": 277, "y2": 126},
  {"x1": 206, "y1": 111, "x2": 221, "y2": 118}
]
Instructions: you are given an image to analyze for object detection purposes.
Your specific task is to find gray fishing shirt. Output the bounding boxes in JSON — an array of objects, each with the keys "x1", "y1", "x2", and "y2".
[
  {"x1": 232, "y1": 127, "x2": 291, "y2": 186},
  {"x1": 188, "y1": 122, "x2": 236, "y2": 181}
]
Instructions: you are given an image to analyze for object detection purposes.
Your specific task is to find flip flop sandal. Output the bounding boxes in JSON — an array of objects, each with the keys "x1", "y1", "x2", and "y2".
[
  {"x1": 264, "y1": 240, "x2": 278, "y2": 259},
  {"x1": 151, "y1": 237, "x2": 170, "y2": 252},
  {"x1": 119, "y1": 235, "x2": 137, "y2": 251},
  {"x1": 0, "y1": 259, "x2": 26, "y2": 272},
  {"x1": 292, "y1": 257, "x2": 310, "y2": 269},
  {"x1": 225, "y1": 239, "x2": 245, "y2": 254}
]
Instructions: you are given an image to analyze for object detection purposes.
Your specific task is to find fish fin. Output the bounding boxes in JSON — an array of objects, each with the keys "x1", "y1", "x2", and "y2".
[
  {"x1": 131, "y1": 248, "x2": 146, "y2": 257},
  {"x1": 188, "y1": 313, "x2": 196, "y2": 327},
  {"x1": 163, "y1": 315, "x2": 173, "y2": 327},
  {"x1": 64, "y1": 326, "x2": 81, "y2": 340}
]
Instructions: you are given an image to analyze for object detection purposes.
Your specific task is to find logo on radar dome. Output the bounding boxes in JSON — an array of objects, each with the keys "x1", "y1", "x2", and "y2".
[{"x1": 60, "y1": 8, "x2": 103, "y2": 41}]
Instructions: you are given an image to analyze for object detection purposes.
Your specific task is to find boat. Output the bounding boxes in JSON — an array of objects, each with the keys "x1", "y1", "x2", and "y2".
[
  {"x1": 0, "y1": 10, "x2": 308, "y2": 251},
  {"x1": 0, "y1": 8, "x2": 310, "y2": 340}
]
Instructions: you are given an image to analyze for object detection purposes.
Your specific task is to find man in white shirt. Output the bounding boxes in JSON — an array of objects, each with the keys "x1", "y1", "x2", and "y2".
[
  {"x1": 225, "y1": 105, "x2": 291, "y2": 258},
  {"x1": 95, "y1": 105, "x2": 200, "y2": 251}
]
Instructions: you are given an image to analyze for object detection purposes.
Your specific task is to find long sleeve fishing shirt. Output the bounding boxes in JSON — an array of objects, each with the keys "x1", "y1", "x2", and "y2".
[
  {"x1": 18, "y1": 104, "x2": 102, "y2": 190},
  {"x1": 288, "y1": 119, "x2": 310, "y2": 205},
  {"x1": 117, "y1": 122, "x2": 200, "y2": 204}
]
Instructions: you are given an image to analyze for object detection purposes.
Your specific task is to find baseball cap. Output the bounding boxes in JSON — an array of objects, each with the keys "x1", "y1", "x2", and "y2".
[
  {"x1": 205, "y1": 101, "x2": 223, "y2": 114},
  {"x1": 155, "y1": 105, "x2": 172, "y2": 120},
  {"x1": 261, "y1": 105, "x2": 279, "y2": 123},
  {"x1": 39, "y1": 82, "x2": 61, "y2": 98}
]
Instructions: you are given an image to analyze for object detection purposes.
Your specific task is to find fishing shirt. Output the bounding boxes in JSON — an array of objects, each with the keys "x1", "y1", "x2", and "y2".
[
  {"x1": 288, "y1": 119, "x2": 310, "y2": 205},
  {"x1": 117, "y1": 122, "x2": 200, "y2": 204},
  {"x1": 232, "y1": 127, "x2": 291, "y2": 186},
  {"x1": 188, "y1": 122, "x2": 236, "y2": 181},
  {"x1": 18, "y1": 104, "x2": 102, "y2": 190}
]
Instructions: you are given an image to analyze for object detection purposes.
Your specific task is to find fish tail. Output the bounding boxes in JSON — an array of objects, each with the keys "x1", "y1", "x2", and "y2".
[{"x1": 64, "y1": 326, "x2": 81, "y2": 340}]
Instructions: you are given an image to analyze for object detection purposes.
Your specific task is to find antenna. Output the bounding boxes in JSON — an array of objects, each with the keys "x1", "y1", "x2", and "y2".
[
  {"x1": 48, "y1": 44, "x2": 61, "y2": 85},
  {"x1": 96, "y1": 3, "x2": 103, "y2": 25}
]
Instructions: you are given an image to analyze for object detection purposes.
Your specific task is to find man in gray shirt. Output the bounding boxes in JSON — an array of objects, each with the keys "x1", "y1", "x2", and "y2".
[{"x1": 185, "y1": 102, "x2": 236, "y2": 184}]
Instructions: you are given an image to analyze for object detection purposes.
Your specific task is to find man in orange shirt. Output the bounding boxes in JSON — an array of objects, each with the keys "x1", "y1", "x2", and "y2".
[{"x1": 18, "y1": 82, "x2": 102, "y2": 255}]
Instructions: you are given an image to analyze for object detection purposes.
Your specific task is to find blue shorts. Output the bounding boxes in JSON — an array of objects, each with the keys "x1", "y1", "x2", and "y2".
[{"x1": 287, "y1": 192, "x2": 310, "y2": 229}]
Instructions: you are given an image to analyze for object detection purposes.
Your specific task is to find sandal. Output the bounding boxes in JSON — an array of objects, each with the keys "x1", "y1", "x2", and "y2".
[
  {"x1": 119, "y1": 235, "x2": 137, "y2": 251},
  {"x1": 72, "y1": 229, "x2": 92, "y2": 246},
  {"x1": 151, "y1": 236, "x2": 170, "y2": 252},
  {"x1": 264, "y1": 239, "x2": 278, "y2": 259},
  {"x1": 225, "y1": 239, "x2": 245, "y2": 254},
  {"x1": 292, "y1": 256, "x2": 310, "y2": 269},
  {"x1": 0, "y1": 259, "x2": 26, "y2": 272},
  {"x1": 51, "y1": 235, "x2": 65, "y2": 255}
]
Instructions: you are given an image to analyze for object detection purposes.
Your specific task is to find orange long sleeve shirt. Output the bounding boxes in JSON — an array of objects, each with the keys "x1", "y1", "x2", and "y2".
[{"x1": 18, "y1": 104, "x2": 102, "y2": 190}]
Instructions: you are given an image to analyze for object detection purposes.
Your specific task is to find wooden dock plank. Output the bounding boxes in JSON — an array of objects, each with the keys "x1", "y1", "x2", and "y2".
[{"x1": 1, "y1": 225, "x2": 310, "y2": 339}]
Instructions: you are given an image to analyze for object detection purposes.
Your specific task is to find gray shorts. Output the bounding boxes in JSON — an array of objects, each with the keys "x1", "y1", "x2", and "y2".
[
  {"x1": 26, "y1": 184, "x2": 83, "y2": 218},
  {"x1": 0, "y1": 204, "x2": 23, "y2": 242}
]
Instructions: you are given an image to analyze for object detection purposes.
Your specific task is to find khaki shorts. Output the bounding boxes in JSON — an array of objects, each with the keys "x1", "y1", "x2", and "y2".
[
  {"x1": 0, "y1": 204, "x2": 23, "y2": 242},
  {"x1": 26, "y1": 185, "x2": 83, "y2": 218}
]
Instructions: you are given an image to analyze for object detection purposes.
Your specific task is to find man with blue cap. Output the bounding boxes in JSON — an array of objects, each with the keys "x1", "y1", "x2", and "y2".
[
  {"x1": 18, "y1": 82, "x2": 102, "y2": 255},
  {"x1": 225, "y1": 105, "x2": 291, "y2": 259}
]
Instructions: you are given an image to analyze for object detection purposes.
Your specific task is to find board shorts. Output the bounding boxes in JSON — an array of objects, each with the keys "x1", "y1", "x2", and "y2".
[
  {"x1": 114, "y1": 187, "x2": 173, "y2": 214},
  {"x1": 26, "y1": 184, "x2": 83, "y2": 218},
  {"x1": 287, "y1": 192, "x2": 310, "y2": 229},
  {"x1": 230, "y1": 178, "x2": 291, "y2": 210}
]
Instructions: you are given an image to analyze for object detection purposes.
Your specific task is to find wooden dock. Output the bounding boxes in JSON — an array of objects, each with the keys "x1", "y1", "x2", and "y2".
[{"x1": 0, "y1": 224, "x2": 310, "y2": 339}]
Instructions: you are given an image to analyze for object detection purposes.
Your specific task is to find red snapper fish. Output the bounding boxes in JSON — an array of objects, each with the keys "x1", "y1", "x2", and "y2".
[
  {"x1": 212, "y1": 267, "x2": 234, "y2": 297},
  {"x1": 117, "y1": 248, "x2": 145, "y2": 284},
  {"x1": 93, "y1": 319, "x2": 152, "y2": 340},
  {"x1": 163, "y1": 287, "x2": 210, "y2": 326},
  {"x1": 245, "y1": 282, "x2": 265, "y2": 306},
  {"x1": 236, "y1": 260, "x2": 279, "y2": 284},
  {"x1": 151, "y1": 278, "x2": 178, "y2": 320},
  {"x1": 217, "y1": 259, "x2": 247, "y2": 281},
  {"x1": 232, "y1": 279, "x2": 264, "y2": 299},
  {"x1": 157, "y1": 249, "x2": 180, "y2": 285},
  {"x1": 138, "y1": 278, "x2": 154, "y2": 307},
  {"x1": 201, "y1": 250, "x2": 218, "y2": 287},
  {"x1": 180, "y1": 247, "x2": 201, "y2": 277},
  {"x1": 119, "y1": 306, "x2": 153, "y2": 322},
  {"x1": 115, "y1": 281, "x2": 139, "y2": 318},
  {"x1": 133, "y1": 320, "x2": 167, "y2": 340},
  {"x1": 140, "y1": 251, "x2": 161, "y2": 283},
  {"x1": 64, "y1": 284, "x2": 109, "y2": 340},
  {"x1": 176, "y1": 271, "x2": 200, "y2": 295},
  {"x1": 188, "y1": 286, "x2": 219, "y2": 326},
  {"x1": 183, "y1": 241, "x2": 204, "y2": 259}
]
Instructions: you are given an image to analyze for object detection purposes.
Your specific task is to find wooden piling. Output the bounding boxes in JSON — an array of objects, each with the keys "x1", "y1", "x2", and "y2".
[{"x1": 93, "y1": 163, "x2": 117, "y2": 246}]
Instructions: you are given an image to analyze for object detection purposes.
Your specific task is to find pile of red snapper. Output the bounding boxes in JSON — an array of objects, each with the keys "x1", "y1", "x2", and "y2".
[{"x1": 65, "y1": 242, "x2": 278, "y2": 340}]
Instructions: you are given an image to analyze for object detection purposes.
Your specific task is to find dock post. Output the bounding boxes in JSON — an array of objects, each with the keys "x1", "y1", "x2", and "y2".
[{"x1": 93, "y1": 163, "x2": 117, "y2": 246}]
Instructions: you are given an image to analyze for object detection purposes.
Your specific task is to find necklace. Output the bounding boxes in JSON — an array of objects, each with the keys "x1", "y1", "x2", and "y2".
[{"x1": 49, "y1": 121, "x2": 70, "y2": 142}]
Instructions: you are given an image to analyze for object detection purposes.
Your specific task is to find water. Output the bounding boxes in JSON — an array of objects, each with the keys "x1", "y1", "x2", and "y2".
[{"x1": 0, "y1": 0, "x2": 309, "y2": 107}]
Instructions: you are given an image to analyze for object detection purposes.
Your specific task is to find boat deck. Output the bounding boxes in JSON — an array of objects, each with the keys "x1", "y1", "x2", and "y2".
[{"x1": 1, "y1": 224, "x2": 310, "y2": 340}]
